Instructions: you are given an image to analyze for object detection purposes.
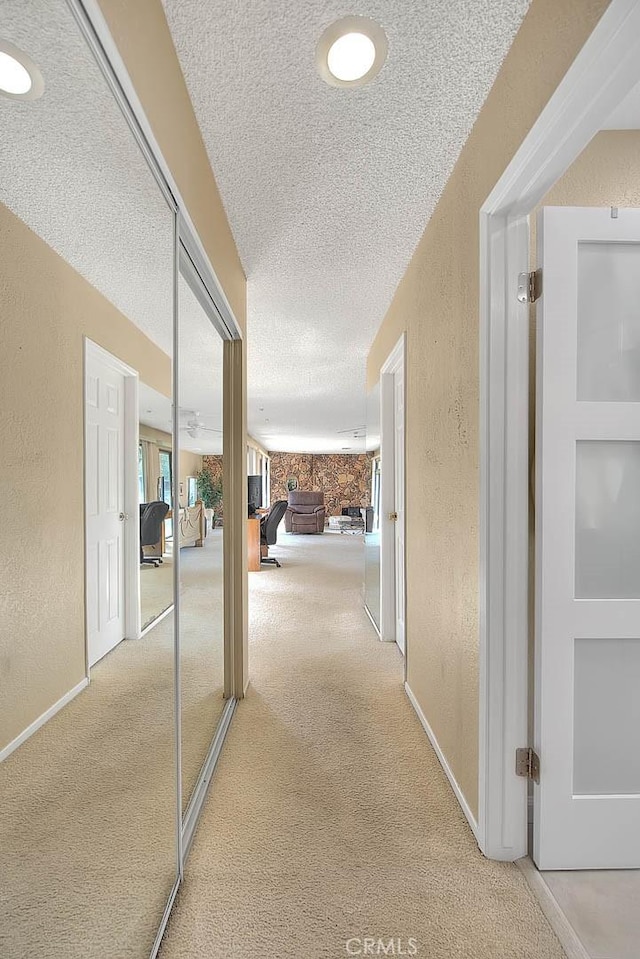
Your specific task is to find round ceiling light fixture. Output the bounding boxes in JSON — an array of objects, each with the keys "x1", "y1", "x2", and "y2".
[
  {"x1": 0, "y1": 39, "x2": 44, "y2": 100},
  {"x1": 316, "y1": 16, "x2": 387, "y2": 89}
]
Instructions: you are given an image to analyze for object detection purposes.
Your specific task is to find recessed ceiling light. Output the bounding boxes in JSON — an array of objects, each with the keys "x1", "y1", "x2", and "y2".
[
  {"x1": 316, "y1": 16, "x2": 387, "y2": 89},
  {"x1": 0, "y1": 40, "x2": 44, "y2": 101}
]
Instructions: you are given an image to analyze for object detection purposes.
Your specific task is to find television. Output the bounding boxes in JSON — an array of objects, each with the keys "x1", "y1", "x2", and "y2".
[{"x1": 248, "y1": 474, "x2": 262, "y2": 515}]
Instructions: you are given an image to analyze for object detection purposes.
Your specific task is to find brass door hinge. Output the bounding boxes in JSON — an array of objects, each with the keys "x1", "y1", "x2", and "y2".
[
  {"x1": 517, "y1": 269, "x2": 542, "y2": 304},
  {"x1": 515, "y1": 747, "x2": 540, "y2": 783}
]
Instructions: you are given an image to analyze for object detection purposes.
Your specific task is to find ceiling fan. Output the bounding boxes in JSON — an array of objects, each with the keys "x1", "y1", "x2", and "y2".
[
  {"x1": 337, "y1": 425, "x2": 366, "y2": 439},
  {"x1": 179, "y1": 409, "x2": 222, "y2": 439}
]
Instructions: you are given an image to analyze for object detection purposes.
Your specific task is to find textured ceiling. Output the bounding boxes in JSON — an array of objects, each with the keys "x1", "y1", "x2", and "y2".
[
  {"x1": 162, "y1": 0, "x2": 531, "y2": 452},
  {"x1": 0, "y1": 0, "x2": 224, "y2": 439},
  {"x1": 0, "y1": 0, "x2": 174, "y2": 352}
]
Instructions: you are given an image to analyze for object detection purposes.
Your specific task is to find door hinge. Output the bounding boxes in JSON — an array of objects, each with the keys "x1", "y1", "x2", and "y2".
[
  {"x1": 517, "y1": 269, "x2": 542, "y2": 304},
  {"x1": 515, "y1": 746, "x2": 540, "y2": 783}
]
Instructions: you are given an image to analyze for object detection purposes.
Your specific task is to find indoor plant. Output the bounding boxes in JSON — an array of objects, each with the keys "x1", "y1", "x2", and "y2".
[{"x1": 196, "y1": 468, "x2": 223, "y2": 528}]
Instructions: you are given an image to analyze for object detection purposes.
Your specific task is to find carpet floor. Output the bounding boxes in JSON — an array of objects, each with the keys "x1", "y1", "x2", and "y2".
[
  {"x1": 159, "y1": 532, "x2": 565, "y2": 959},
  {"x1": 140, "y1": 551, "x2": 173, "y2": 630},
  {"x1": 0, "y1": 531, "x2": 224, "y2": 959}
]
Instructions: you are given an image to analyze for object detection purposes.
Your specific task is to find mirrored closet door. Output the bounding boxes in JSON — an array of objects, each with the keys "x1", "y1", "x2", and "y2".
[
  {"x1": 0, "y1": 1, "x2": 177, "y2": 956},
  {"x1": 176, "y1": 263, "x2": 227, "y2": 818},
  {"x1": 0, "y1": 2, "x2": 241, "y2": 957}
]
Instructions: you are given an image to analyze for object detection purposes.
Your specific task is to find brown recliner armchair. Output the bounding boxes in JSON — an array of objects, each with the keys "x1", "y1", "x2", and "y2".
[{"x1": 285, "y1": 491, "x2": 326, "y2": 534}]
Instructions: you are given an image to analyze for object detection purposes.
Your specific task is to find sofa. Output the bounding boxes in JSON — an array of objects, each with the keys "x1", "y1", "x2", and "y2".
[{"x1": 285, "y1": 490, "x2": 325, "y2": 534}]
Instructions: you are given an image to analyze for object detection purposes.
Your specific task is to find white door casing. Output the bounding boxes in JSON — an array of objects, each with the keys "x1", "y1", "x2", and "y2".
[
  {"x1": 394, "y1": 363, "x2": 406, "y2": 655},
  {"x1": 380, "y1": 334, "x2": 406, "y2": 651},
  {"x1": 534, "y1": 206, "x2": 640, "y2": 869},
  {"x1": 478, "y1": 0, "x2": 640, "y2": 863}
]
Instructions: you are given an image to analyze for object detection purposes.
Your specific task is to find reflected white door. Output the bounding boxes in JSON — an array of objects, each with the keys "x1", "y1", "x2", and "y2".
[
  {"x1": 394, "y1": 366, "x2": 406, "y2": 655},
  {"x1": 85, "y1": 346, "x2": 125, "y2": 667},
  {"x1": 534, "y1": 206, "x2": 640, "y2": 869}
]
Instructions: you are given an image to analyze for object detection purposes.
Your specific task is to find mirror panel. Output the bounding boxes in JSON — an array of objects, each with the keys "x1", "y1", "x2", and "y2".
[
  {"x1": 364, "y1": 384, "x2": 382, "y2": 629},
  {"x1": 139, "y1": 385, "x2": 176, "y2": 629},
  {"x1": 177, "y1": 273, "x2": 226, "y2": 812},
  {"x1": 0, "y1": 1, "x2": 177, "y2": 955}
]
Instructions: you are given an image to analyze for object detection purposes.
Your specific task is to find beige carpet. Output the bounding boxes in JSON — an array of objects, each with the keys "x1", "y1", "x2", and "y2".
[
  {"x1": 159, "y1": 532, "x2": 565, "y2": 959},
  {"x1": 0, "y1": 531, "x2": 224, "y2": 959},
  {"x1": 140, "y1": 552, "x2": 173, "y2": 630}
]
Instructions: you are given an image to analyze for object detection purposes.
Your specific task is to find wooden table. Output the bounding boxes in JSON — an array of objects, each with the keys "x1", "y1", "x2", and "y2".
[{"x1": 247, "y1": 517, "x2": 261, "y2": 571}]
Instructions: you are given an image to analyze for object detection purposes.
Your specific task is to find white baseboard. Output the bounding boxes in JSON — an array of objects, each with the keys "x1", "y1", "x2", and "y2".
[
  {"x1": 517, "y1": 857, "x2": 590, "y2": 959},
  {"x1": 404, "y1": 681, "x2": 479, "y2": 840},
  {"x1": 363, "y1": 603, "x2": 381, "y2": 637},
  {"x1": 0, "y1": 677, "x2": 89, "y2": 763},
  {"x1": 139, "y1": 602, "x2": 174, "y2": 639}
]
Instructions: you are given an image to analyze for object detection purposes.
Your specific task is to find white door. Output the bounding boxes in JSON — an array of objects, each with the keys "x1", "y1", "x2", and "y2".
[
  {"x1": 85, "y1": 346, "x2": 126, "y2": 667},
  {"x1": 534, "y1": 206, "x2": 640, "y2": 869},
  {"x1": 394, "y1": 365, "x2": 406, "y2": 655}
]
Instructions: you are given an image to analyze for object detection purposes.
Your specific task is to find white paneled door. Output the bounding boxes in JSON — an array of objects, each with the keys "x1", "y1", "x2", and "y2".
[
  {"x1": 534, "y1": 207, "x2": 640, "y2": 869},
  {"x1": 85, "y1": 345, "x2": 126, "y2": 667}
]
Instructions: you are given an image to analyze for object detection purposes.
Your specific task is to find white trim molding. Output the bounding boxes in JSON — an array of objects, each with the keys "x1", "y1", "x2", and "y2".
[
  {"x1": 379, "y1": 333, "x2": 405, "y2": 646},
  {"x1": 363, "y1": 601, "x2": 381, "y2": 638},
  {"x1": 0, "y1": 678, "x2": 89, "y2": 763},
  {"x1": 405, "y1": 682, "x2": 478, "y2": 840},
  {"x1": 478, "y1": 0, "x2": 640, "y2": 861},
  {"x1": 517, "y1": 858, "x2": 590, "y2": 959}
]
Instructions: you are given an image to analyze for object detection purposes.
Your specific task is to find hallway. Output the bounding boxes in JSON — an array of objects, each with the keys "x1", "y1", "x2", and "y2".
[{"x1": 160, "y1": 532, "x2": 564, "y2": 958}]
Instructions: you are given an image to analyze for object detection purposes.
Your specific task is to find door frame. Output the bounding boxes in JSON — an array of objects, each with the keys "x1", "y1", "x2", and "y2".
[
  {"x1": 478, "y1": 0, "x2": 640, "y2": 860},
  {"x1": 380, "y1": 333, "x2": 406, "y2": 657},
  {"x1": 84, "y1": 338, "x2": 141, "y2": 675}
]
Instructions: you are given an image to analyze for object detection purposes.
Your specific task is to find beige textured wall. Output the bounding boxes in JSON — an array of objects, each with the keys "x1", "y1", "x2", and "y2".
[
  {"x1": 366, "y1": 0, "x2": 611, "y2": 818},
  {"x1": 542, "y1": 129, "x2": 640, "y2": 208},
  {"x1": 0, "y1": 203, "x2": 171, "y2": 751}
]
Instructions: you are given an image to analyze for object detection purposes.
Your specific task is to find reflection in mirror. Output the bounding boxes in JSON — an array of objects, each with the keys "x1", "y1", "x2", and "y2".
[
  {"x1": 364, "y1": 383, "x2": 382, "y2": 629},
  {"x1": 139, "y1": 384, "x2": 176, "y2": 630},
  {"x1": 177, "y1": 273, "x2": 225, "y2": 812},
  {"x1": 0, "y1": 1, "x2": 177, "y2": 955}
]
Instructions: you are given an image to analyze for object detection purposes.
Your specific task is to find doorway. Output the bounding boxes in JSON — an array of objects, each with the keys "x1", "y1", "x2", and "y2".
[
  {"x1": 84, "y1": 339, "x2": 140, "y2": 667},
  {"x1": 380, "y1": 334, "x2": 406, "y2": 654},
  {"x1": 477, "y1": 0, "x2": 640, "y2": 887}
]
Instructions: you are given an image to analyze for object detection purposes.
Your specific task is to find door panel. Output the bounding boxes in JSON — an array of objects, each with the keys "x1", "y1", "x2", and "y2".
[
  {"x1": 85, "y1": 347, "x2": 125, "y2": 667},
  {"x1": 577, "y1": 242, "x2": 640, "y2": 401},
  {"x1": 534, "y1": 206, "x2": 640, "y2": 869}
]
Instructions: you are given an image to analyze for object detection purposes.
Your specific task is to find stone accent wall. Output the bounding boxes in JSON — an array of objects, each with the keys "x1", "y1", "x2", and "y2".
[
  {"x1": 202, "y1": 455, "x2": 224, "y2": 525},
  {"x1": 269, "y1": 452, "x2": 372, "y2": 518}
]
